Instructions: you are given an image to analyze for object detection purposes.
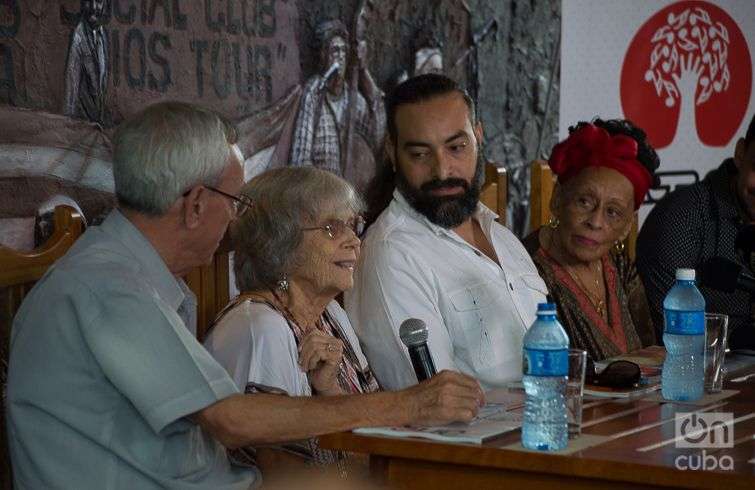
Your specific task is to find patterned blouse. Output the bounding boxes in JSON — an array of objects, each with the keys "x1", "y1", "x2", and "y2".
[
  {"x1": 523, "y1": 231, "x2": 656, "y2": 361},
  {"x1": 210, "y1": 293, "x2": 379, "y2": 474},
  {"x1": 268, "y1": 296, "x2": 380, "y2": 396}
]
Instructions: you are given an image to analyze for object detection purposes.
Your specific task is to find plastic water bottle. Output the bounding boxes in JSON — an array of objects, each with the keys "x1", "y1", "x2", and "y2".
[
  {"x1": 662, "y1": 268, "x2": 705, "y2": 401},
  {"x1": 522, "y1": 302, "x2": 569, "y2": 451}
]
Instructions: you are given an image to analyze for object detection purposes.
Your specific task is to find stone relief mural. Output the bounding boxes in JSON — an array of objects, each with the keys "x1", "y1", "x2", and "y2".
[
  {"x1": 0, "y1": 0, "x2": 301, "y2": 248},
  {"x1": 0, "y1": 0, "x2": 560, "y2": 249},
  {"x1": 288, "y1": 19, "x2": 385, "y2": 196}
]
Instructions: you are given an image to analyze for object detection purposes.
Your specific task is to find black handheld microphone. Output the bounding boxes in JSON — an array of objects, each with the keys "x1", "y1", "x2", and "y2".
[
  {"x1": 699, "y1": 257, "x2": 755, "y2": 294},
  {"x1": 399, "y1": 318, "x2": 437, "y2": 382}
]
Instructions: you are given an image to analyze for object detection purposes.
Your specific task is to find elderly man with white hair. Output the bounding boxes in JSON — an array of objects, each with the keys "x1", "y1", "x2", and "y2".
[{"x1": 6, "y1": 102, "x2": 484, "y2": 490}]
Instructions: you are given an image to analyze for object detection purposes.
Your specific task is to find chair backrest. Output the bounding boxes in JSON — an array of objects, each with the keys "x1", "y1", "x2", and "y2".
[
  {"x1": 529, "y1": 159, "x2": 556, "y2": 232},
  {"x1": 0, "y1": 205, "x2": 85, "y2": 490},
  {"x1": 184, "y1": 235, "x2": 232, "y2": 342},
  {"x1": 529, "y1": 160, "x2": 638, "y2": 259},
  {"x1": 480, "y1": 161, "x2": 508, "y2": 224}
]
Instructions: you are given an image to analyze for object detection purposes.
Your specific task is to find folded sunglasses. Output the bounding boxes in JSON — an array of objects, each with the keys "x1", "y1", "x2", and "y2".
[{"x1": 585, "y1": 358, "x2": 642, "y2": 388}]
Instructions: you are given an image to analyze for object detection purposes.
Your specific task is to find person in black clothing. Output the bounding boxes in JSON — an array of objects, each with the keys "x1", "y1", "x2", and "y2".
[{"x1": 637, "y1": 114, "x2": 755, "y2": 350}]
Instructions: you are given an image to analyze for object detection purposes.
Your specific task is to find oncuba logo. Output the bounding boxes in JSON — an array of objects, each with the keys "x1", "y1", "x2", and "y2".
[
  {"x1": 674, "y1": 412, "x2": 734, "y2": 471},
  {"x1": 620, "y1": 1, "x2": 751, "y2": 149}
]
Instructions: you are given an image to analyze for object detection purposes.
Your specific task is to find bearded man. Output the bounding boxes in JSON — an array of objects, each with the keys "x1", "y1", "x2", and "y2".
[{"x1": 346, "y1": 74, "x2": 548, "y2": 390}]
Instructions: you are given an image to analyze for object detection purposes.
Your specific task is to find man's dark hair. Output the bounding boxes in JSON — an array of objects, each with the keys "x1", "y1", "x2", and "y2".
[
  {"x1": 745, "y1": 113, "x2": 755, "y2": 147},
  {"x1": 386, "y1": 74, "x2": 476, "y2": 142}
]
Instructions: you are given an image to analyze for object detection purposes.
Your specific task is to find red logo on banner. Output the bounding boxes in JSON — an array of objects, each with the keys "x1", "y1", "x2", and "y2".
[{"x1": 620, "y1": 1, "x2": 751, "y2": 149}]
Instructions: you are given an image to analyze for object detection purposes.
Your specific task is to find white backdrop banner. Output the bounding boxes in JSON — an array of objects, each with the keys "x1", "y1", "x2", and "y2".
[{"x1": 561, "y1": 0, "x2": 754, "y2": 220}]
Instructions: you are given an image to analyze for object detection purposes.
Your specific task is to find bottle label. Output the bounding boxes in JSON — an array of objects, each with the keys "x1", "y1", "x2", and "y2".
[
  {"x1": 664, "y1": 310, "x2": 704, "y2": 335},
  {"x1": 523, "y1": 348, "x2": 568, "y2": 376}
]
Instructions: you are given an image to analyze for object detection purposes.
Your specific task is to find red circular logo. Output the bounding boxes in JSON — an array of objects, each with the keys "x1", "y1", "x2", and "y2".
[{"x1": 621, "y1": 1, "x2": 751, "y2": 149}]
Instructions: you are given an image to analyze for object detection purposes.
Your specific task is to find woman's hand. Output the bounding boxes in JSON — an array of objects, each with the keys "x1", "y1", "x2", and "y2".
[{"x1": 298, "y1": 329, "x2": 344, "y2": 396}]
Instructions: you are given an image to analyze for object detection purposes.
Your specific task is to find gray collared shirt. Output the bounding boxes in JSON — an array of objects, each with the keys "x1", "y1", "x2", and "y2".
[{"x1": 7, "y1": 210, "x2": 256, "y2": 489}]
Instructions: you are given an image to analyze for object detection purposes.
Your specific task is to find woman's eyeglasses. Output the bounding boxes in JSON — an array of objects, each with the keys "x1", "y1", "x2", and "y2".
[
  {"x1": 585, "y1": 358, "x2": 641, "y2": 388},
  {"x1": 302, "y1": 216, "x2": 366, "y2": 239}
]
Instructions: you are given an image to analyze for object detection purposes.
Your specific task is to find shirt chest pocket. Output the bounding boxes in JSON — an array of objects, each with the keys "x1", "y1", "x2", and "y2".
[
  {"x1": 511, "y1": 273, "x2": 549, "y2": 318},
  {"x1": 449, "y1": 284, "x2": 494, "y2": 311},
  {"x1": 448, "y1": 283, "x2": 499, "y2": 369},
  {"x1": 518, "y1": 273, "x2": 548, "y2": 294}
]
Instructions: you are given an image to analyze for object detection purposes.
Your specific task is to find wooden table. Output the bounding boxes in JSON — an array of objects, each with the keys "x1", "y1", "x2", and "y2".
[{"x1": 321, "y1": 358, "x2": 755, "y2": 489}]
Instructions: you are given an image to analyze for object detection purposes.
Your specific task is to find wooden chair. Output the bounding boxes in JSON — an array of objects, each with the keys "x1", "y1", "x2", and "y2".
[
  {"x1": 529, "y1": 159, "x2": 556, "y2": 233},
  {"x1": 529, "y1": 160, "x2": 638, "y2": 259},
  {"x1": 184, "y1": 235, "x2": 232, "y2": 342},
  {"x1": 480, "y1": 161, "x2": 508, "y2": 224},
  {"x1": 0, "y1": 205, "x2": 85, "y2": 490}
]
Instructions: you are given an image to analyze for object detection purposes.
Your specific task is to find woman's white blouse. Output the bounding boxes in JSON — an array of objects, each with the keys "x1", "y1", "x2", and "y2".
[{"x1": 204, "y1": 299, "x2": 370, "y2": 397}]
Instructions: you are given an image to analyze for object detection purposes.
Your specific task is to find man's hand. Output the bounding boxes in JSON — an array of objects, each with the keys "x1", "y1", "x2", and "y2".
[
  {"x1": 193, "y1": 370, "x2": 484, "y2": 449},
  {"x1": 398, "y1": 370, "x2": 485, "y2": 426},
  {"x1": 299, "y1": 330, "x2": 344, "y2": 396}
]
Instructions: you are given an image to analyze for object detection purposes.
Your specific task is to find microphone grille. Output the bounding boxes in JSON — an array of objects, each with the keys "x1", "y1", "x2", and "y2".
[{"x1": 399, "y1": 318, "x2": 428, "y2": 347}]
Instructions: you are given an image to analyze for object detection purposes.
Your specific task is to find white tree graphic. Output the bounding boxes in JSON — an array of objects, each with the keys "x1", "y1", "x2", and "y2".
[{"x1": 644, "y1": 7, "x2": 731, "y2": 109}]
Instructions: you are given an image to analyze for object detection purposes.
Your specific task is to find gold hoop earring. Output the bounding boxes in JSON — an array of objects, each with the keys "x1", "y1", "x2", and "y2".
[
  {"x1": 547, "y1": 216, "x2": 560, "y2": 229},
  {"x1": 613, "y1": 240, "x2": 626, "y2": 254}
]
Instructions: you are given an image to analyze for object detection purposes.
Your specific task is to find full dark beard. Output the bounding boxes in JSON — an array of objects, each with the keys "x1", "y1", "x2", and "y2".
[{"x1": 397, "y1": 160, "x2": 483, "y2": 229}]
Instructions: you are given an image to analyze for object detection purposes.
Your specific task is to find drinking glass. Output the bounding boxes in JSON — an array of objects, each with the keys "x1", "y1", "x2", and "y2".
[
  {"x1": 704, "y1": 313, "x2": 729, "y2": 393},
  {"x1": 567, "y1": 349, "x2": 587, "y2": 438}
]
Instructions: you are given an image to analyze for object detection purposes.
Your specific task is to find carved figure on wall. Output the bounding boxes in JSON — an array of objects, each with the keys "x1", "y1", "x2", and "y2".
[
  {"x1": 290, "y1": 19, "x2": 385, "y2": 194},
  {"x1": 393, "y1": 30, "x2": 445, "y2": 88},
  {"x1": 63, "y1": 0, "x2": 109, "y2": 126},
  {"x1": 414, "y1": 46, "x2": 444, "y2": 77},
  {"x1": 1, "y1": 0, "x2": 305, "y2": 251},
  {"x1": 0, "y1": 106, "x2": 114, "y2": 249}
]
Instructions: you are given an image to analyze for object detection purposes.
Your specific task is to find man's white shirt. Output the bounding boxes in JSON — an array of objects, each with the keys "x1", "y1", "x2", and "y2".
[{"x1": 346, "y1": 190, "x2": 548, "y2": 390}]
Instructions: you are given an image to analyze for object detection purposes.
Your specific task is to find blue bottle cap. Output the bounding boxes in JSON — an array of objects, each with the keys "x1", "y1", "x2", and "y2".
[{"x1": 537, "y1": 302, "x2": 557, "y2": 313}]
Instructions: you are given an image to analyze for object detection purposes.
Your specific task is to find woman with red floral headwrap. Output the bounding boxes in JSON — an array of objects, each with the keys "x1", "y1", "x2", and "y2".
[{"x1": 523, "y1": 119, "x2": 660, "y2": 361}]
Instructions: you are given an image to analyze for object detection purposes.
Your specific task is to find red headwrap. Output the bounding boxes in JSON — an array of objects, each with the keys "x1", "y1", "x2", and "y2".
[{"x1": 548, "y1": 124, "x2": 652, "y2": 209}]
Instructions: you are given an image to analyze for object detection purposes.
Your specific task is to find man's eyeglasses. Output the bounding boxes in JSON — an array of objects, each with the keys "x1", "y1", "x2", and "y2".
[
  {"x1": 302, "y1": 216, "x2": 366, "y2": 239},
  {"x1": 184, "y1": 186, "x2": 252, "y2": 218}
]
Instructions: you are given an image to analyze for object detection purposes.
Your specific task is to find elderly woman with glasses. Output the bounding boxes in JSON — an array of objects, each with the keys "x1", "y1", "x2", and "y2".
[
  {"x1": 523, "y1": 119, "x2": 660, "y2": 362},
  {"x1": 204, "y1": 167, "x2": 381, "y2": 475}
]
